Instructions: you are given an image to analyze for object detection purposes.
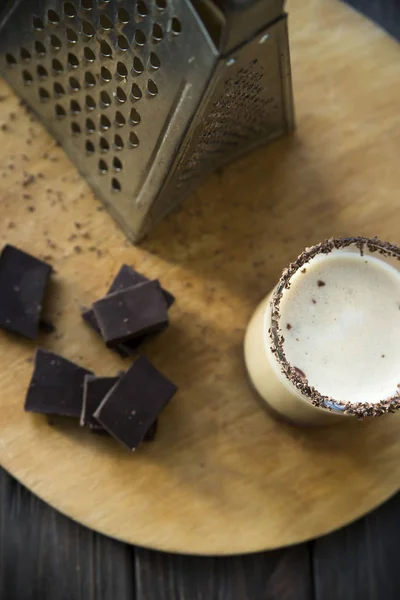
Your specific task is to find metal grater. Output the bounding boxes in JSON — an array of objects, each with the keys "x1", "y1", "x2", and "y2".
[{"x1": 0, "y1": 0, "x2": 294, "y2": 242}]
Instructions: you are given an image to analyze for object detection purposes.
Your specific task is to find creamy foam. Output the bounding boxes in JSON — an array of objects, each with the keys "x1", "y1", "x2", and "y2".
[{"x1": 280, "y1": 252, "x2": 400, "y2": 404}]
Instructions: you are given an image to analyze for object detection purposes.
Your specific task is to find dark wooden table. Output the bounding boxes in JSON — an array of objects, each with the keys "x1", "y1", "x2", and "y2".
[{"x1": 1, "y1": 467, "x2": 399, "y2": 599}]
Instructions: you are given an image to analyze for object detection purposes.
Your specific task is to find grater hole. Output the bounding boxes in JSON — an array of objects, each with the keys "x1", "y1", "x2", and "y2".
[
  {"x1": 69, "y1": 76, "x2": 81, "y2": 92},
  {"x1": 114, "y1": 134, "x2": 124, "y2": 150},
  {"x1": 64, "y1": 2, "x2": 77, "y2": 18},
  {"x1": 81, "y1": 0, "x2": 93, "y2": 9},
  {"x1": 116, "y1": 62, "x2": 128, "y2": 79},
  {"x1": 86, "y1": 118, "x2": 96, "y2": 133},
  {"x1": 100, "y1": 14, "x2": 113, "y2": 30},
  {"x1": 35, "y1": 41, "x2": 46, "y2": 56},
  {"x1": 71, "y1": 122, "x2": 81, "y2": 135},
  {"x1": 116, "y1": 87, "x2": 127, "y2": 103},
  {"x1": 114, "y1": 111, "x2": 125, "y2": 127},
  {"x1": 98, "y1": 159, "x2": 108, "y2": 174},
  {"x1": 117, "y1": 35, "x2": 129, "y2": 52},
  {"x1": 84, "y1": 47, "x2": 96, "y2": 62},
  {"x1": 68, "y1": 52, "x2": 79, "y2": 68},
  {"x1": 100, "y1": 67, "x2": 112, "y2": 82},
  {"x1": 33, "y1": 16, "x2": 44, "y2": 30},
  {"x1": 50, "y1": 35, "x2": 62, "y2": 50},
  {"x1": 130, "y1": 83, "x2": 142, "y2": 101},
  {"x1": 152, "y1": 24, "x2": 163, "y2": 43},
  {"x1": 55, "y1": 104, "x2": 66, "y2": 119},
  {"x1": 6, "y1": 54, "x2": 17, "y2": 67},
  {"x1": 113, "y1": 156, "x2": 123, "y2": 171},
  {"x1": 134, "y1": 30, "x2": 146, "y2": 46},
  {"x1": 118, "y1": 7, "x2": 131, "y2": 23},
  {"x1": 53, "y1": 82, "x2": 65, "y2": 97},
  {"x1": 39, "y1": 87, "x2": 50, "y2": 102},
  {"x1": 149, "y1": 52, "x2": 160, "y2": 70},
  {"x1": 52, "y1": 58, "x2": 63, "y2": 74},
  {"x1": 85, "y1": 71, "x2": 96, "y2": 87},
  {"x1": 70, "y1": 99, "x2": 81, "y2": 114},
  {"x1": 67, "y1": 28, "x2": 78, "y2": 44},
  {"x1": 132, "y1": 57, "x2": 144, "y2": 75},
  {"x1": 85, "y1": 94, "x2": 96, "y2": 110},
  {"x1": 156, "y1": 0, "x2": 167, "y2": 9},
  {"x1": 100, "y1": 114, "x2": 111, "y2": 129},
  {"x1": 129, "y1": 132, "x2": 139, "y2": 147},
  {"x1": 111, "y1": 178, "x2": 121, "y2": 192},
  {"x1": 147, "y1": 79, "x2": 158, "y2": 97},
  {"x1": 100, "y1": 137, "x2": 110, "y2": 152},
  {"x1": 100, "y1": 91, "x2": 111, "y2": 107},
  {"x1": 86, "y1": 140, "x2": 95, "y2": 154},
  {"x1": 37, "y1": 65, "x2": 48, "y2": 79},
  {"x1": 129, "y1": 108, "x2": 140, "y2": 124},
  {"x1": 48, "y1": 10, "x2": 60, "y2": 25},
  {"x1": 171, "y1": 17, "x2": 182, "y2": 35},
  {"x1": 22, "y1": 70, "x2": 33, "y2": 85},
  {"x1": 100, "y1": 40, "x2": 113, "y2": 58},
  {"x1": 20, "y1": 48, "x2": 32, "y2": 62},
  {"x1": 82, "y1": 21, "x2": 95, "y2": 38},
  {"x1": 137, "y1": 1, "x2": 148, "y2": 17}
]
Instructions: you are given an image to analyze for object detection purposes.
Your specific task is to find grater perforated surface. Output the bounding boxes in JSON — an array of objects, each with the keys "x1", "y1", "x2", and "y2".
[
  {"x1": 0, "y1": 0, "x2": 216, "y2": 239},
  {"x1": 148, "y1": 16, "x2": 293, "y2": 228}
]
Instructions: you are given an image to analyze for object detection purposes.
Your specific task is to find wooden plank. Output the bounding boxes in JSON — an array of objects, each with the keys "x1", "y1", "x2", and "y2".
[
  {"x1": 0, "y1": 467, "x2": 135, "y2": 600},
  {"x1": 134, "y1": 545, "x2": 312, "y2": 600},
  {"x1": 313, "y1": 492, "x2": 400, "y2": 600},
  {"x1": 343, "y1": 0, "x2": 400, "y2": 41}
]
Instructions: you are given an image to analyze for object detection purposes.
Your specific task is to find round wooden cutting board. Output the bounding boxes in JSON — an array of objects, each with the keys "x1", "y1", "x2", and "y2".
[{"x1": 1, "y1": 0, "x2": 400, "y2": 555}]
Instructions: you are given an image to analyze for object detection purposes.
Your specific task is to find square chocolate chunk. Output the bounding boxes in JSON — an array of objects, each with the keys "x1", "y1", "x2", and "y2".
[
  {"x1": 93, "y1": 281, "x2": 168, "y2": 347},
  {"x1": 0, "y1": 245, "x2": 52, "y2": 339},
  {"x1": 82, "y1": 264, "x2": 174, "y2": 356},
  {"x1": 94, "y1": 356, "x2": 177, "y2": 450},
  {"x1": 24, "y1": 348, "x2": 93, "y2": 418},
  {"x1": 81, "y1": 375, "x2": 119, "y2": 429}
]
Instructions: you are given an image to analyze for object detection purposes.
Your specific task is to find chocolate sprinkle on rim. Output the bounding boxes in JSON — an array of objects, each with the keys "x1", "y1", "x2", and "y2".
[{"x1": 269, "y1": 236, "x2": 400, "y2": 419}]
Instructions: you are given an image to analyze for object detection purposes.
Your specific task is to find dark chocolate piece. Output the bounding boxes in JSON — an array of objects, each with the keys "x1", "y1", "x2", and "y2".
[
  {"x1": 94, "y1": 356, "x2": 177, "y2": 450},
  {"x1": 82, "y1": 307, "x2": 144, "y2": 358},
  {"x1": 81, "y1": 375, "x2": 119, "y2": 428},
  {"x1": 107, "y1": 265, "x2": 175, "y2": 308},
  {"x1": 93, "y1": 281, "x2": 168, "y2": 347},
  {"x1": 82, "y1": 374, "x2": 158, "y2": 440},
  {"x1": 0, "y1": 245, "x2": 52, "y2": 339},
  {"x1": 24, "y1": 348, "x2": 93, "y2": 417},
  {"x1": 81, "y1": 264, "x2": 173, "y2": 356}
]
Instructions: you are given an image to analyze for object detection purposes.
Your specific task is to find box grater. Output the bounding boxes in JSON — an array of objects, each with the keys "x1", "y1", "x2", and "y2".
[{"x1": 0, "y1": 0, "x2": 294, "y2": 242}]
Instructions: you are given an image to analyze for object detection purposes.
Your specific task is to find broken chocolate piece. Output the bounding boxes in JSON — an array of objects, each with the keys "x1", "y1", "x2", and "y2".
[
  {"x1": 0, "y1": 245, "x2": 52, "y2": 339},
  {"x1": 93, "y1": 281, "x2": 168, "y2": 347},
  {"x1": 82, "y1": 264, "x2": 174, "y2": 355},
  {"x1": 24, "y1": 348, "x2": 93, "y2": 417},
  {"x1": 81, "y1": 375, "x2": 119, "y2": 429},
  {"x1": 94, "y1": 356, "x2": 177, "y2": 450},
  {"x1": 82, "y1": 307, "x2": 144, "y2": 358},
  {"x1": 82, "y1": 374, "x2": 158, "y2": 440}
]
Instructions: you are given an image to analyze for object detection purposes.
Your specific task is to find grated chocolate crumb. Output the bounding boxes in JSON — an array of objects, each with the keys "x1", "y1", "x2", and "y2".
[{"x1": 317, "y1": 280, "x2": 326, "y2": 287}]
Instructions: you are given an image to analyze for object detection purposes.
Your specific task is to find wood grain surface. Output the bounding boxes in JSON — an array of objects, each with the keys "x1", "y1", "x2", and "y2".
[
  {"x1": 0, "y1": 0, "x2": 400, "y2": 555},
  {"x1": 3, "y1": 464, "x2": 400, "y2": 600}
]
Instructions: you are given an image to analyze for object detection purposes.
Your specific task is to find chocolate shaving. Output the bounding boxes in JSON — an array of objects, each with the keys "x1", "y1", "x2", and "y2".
[{"x1": 269, "y1": 236, "x2": 400, "y2": 419}]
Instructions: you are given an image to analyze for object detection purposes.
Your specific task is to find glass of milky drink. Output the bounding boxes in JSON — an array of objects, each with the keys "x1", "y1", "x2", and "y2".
[{"x1": 244, "y1": 237, "x2": 400, "y2": 426}]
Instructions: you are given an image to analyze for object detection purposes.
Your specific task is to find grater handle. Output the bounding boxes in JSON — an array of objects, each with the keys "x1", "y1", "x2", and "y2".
[{"x1": 210, "y1": 0, "x2": 285, "y2": 53}]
